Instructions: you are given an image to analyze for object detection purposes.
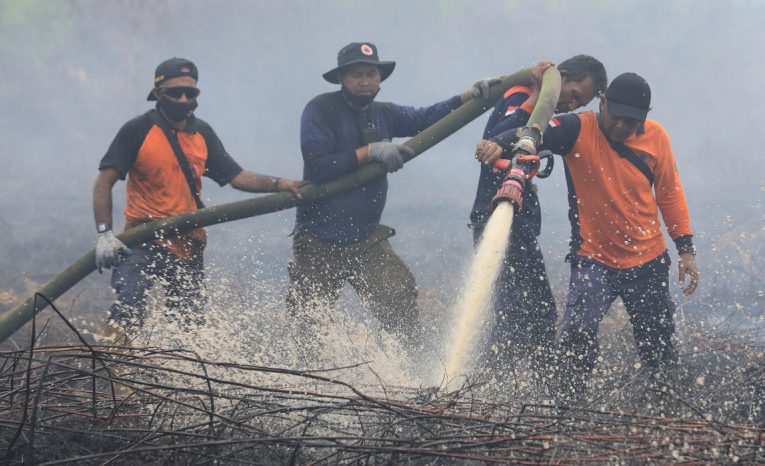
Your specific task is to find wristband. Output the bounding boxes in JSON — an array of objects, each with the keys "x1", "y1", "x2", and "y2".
[
  {"x1": 678, "y1": 246, "x2": 696, "y2": 256},
  {"x1": 96, "y1": 223, "x2": 110, "y2": 234},
  {"x1": 272, "y1": 177, "x2": 281, "y2": 192},
  {"x1": 674, "y1": 235, "x2": 696, "y2": 256}
]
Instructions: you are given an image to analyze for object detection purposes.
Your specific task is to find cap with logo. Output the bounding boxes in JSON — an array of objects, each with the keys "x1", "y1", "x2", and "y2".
[
  {"x1": 604, "y1": 72, "x2": 651, "y2": 121},
  {"x1": 322, "y1": 42, "x2": 396, "y2": 84},
  {"x1": 147, "y1": 57, "x2": 199, "y2": 101}
]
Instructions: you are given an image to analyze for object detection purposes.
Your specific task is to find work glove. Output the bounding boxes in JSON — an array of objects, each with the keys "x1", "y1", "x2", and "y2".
[
  {"x1": 95, "y1": 230, "x2": 132, "y2": 273},
  {"x1": 460, "y1": 77, "x2": 502, "y2": 102},
  {"x1": 368, "y1": 142, "x2": 414, "y2": 173}
]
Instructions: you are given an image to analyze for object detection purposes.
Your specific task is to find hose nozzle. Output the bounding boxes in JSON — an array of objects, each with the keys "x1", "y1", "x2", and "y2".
[{"x1": 491, "y1": 167, "x2": 525, "y2": 210}]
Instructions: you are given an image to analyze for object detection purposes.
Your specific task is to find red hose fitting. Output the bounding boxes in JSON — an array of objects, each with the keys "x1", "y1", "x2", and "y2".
[
  {"x1": 491, "y1": 167, "x2": 525, "y2": 210},
  {"x1": 492, "y1": 159, "x2": 511, "y2": 172}
]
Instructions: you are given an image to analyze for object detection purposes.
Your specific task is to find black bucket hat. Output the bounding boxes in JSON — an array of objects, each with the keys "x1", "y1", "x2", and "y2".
[
  {"x1": 147, "y1": 57, "x2": 199, "y2": 101},
  {"x1": 604, "y1": 72, "x2": 651, "y2": 121},
  {"x1": 322, "y1": 42, "x2": 396, "y2": 84}
]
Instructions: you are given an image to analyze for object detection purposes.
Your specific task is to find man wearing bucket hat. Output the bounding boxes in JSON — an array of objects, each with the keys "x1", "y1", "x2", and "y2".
[
  {"x1": 475, "y1": 72, "x2": 699, "y2": 396},
  {"x1": 93, "y1": 57, "x2": 305, "y2": 330},
  {"x1": 287, "y1": 42, "x2": 495, "y2": 356}
]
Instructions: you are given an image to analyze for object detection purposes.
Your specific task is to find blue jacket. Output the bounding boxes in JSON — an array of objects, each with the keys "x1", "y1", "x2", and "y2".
[
  {"x1": 470, "y1": 86, "x2": 541, "y2": 241},
  {"x1": 296, "y1": 91, "x2": 462, "y2": 244}
]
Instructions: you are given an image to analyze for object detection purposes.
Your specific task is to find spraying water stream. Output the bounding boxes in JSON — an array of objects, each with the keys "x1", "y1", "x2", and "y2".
[
  {"x1": 436, "y1": 67, "x2": 560, "y2": 387},
  {"x1": 440, "y1": 202, "x2": 515, "y2": 385}
]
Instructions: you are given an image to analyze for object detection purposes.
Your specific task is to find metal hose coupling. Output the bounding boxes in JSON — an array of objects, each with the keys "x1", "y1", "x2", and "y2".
[{"x1": 512, "y1": 126, "x2": 542, "y2": 155}]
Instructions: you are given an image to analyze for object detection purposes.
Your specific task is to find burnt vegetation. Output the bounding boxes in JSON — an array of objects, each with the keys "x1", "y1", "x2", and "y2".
[
  {"x1": 1, "y1": 298, "x2": 764, "y2": 464},
  {"x1": 2, "y1": 1, "x2": 765, "y2": 464}
]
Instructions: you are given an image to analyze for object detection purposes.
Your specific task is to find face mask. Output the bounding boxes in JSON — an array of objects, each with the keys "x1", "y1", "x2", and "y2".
[
  {"x1": 341, "y1": 86, "x2": 378, "y2": 108},
  {"x1": 157, "y1": 97, "x2": 198, "y2": 121}
]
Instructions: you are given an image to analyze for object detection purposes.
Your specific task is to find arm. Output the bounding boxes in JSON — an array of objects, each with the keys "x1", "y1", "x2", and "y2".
[
  {"x1": 652, "y1": 127, "x2": 698, "y2": 295},
  {"x1": 300, "y1": 100, "x2": 362, "y2": 184},
  {"x1": 389, "y1": 95, "x2": 463, "y2": 137},
  {"x1": 654, "y1": 130, "x2": 693, "y2": 240},
  {"x1": 195, "y1": 120, "x2": 306, "y2": 199},
  {"x1": 483, "y1": 62, "x2": 554, "y2": 139},
  {"x1": 91, "y1": 117, "x2": 150, "y2": 271},
  {"x1": 485, "y1": 105, "x2": 533, "y2": 140},
  {"x1": 475, "y1": 113, "x2": 581, "y2": 164},
  {"x1": 483, "y1": 89, "x2": 534, "y2": 140},
  {"x1": 301, "y1": 99, "x2": 414, "y2": 180},
  {"x1": 94, "y1": 118, "x2": 145, "y2": 229},
  {"x1": 229, "y1": 170, "x2": 307, "y2": 198},
  {"x1": 93, "y1": 168, "x2": 121, "y2": 230},
  {"x1": 93, "y1": 167, "x2": 131, "y2": 272}
]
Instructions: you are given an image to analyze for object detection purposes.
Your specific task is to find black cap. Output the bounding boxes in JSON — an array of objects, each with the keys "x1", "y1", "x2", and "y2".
[
  {"x1": 604, "y1": 72, "x2": 651, "y2": 121},
  {"x1": 322, "y1": 42, "x2": 396, "y2": 84},
  {"x1": 146, "y1": 57, "x2": 199, "y2": 101}
]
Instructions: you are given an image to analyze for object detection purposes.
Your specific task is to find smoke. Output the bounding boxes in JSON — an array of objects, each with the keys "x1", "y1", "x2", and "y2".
[{"x1": 0, "y1": 0, "x2": 763, "y2": 356}]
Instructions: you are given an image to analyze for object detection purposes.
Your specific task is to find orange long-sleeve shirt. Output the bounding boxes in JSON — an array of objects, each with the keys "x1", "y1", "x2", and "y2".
[{"x1": 494, "y1": 111, "x2": 693, "y2": 269}]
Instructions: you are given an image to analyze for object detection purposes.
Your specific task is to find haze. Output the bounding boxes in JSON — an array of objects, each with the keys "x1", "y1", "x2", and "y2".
[{"x1": 0, "y1": 0, "x2": 762, "y2": 332}]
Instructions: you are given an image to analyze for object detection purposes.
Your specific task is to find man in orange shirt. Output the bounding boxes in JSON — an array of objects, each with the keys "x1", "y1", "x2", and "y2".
[
  {"x1": 93, "y1": 57, "x2": 305, "y2": 329},
  {"x1": 475, "y1": 72, "x2": 699, "y2": 395}
]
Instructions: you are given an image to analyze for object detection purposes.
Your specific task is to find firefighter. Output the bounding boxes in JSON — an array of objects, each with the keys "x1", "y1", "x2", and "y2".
[
  {"x1": 94, "y1": 57, "x2": 305, "y2": 329},
  {"x1": 287, "y1": 41, "x2": 496, "y2": 355},
  {"x1": 470, "y1": 57, "x2": 606, "y2": 376},
  {"x1": 476, "y1": 72, "x2": 699, "y2": 396}
]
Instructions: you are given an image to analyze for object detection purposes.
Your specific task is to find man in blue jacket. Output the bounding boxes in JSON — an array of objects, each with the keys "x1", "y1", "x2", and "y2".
[
  {"x1": 287, "y1": 42, "x2": 492, "y2": 356},
  {"x1": 470, "y1": 56, "x2": 606, "y2": 377}
]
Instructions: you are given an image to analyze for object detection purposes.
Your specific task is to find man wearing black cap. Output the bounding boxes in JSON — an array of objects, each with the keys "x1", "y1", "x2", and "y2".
[
  {"x1": 475, "y1": 72, "x2": 699, "y2": 395},
  {"x1": 93, "y1": 57, "x2": 305, "y2": 330},
  {"x1": 287, "y1": 42, "x2": 494, "y2": 355},
  {"x1": 471, "y1": 57, "x2": 607, "y2": 379}
]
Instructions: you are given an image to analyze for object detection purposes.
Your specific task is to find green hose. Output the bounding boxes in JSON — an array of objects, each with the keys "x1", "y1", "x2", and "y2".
[
  {"x1": 0, "y1": 67, "x2": 548, "y2": 344},
  {"x1": 527, "y1": 67, "x2": 562, "y2": 133}
]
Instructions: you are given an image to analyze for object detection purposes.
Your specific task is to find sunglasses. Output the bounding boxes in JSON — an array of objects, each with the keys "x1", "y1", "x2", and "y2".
[{"x1": 159, "y1": 86, "x2": 201, "y2": 99}]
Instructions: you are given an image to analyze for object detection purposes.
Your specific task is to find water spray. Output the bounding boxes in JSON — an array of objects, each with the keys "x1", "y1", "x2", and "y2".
[
  {"x1": 440, "y1": 68, "x2": 561, "y2": 387},
  {"x1": 0, "y1": 68, "x2": 541, "y2": 344}
]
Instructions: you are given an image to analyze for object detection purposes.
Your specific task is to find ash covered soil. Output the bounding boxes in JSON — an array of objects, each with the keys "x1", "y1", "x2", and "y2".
[{"x1": 1, "y1": 286, "x2": 764, "y2": 464}]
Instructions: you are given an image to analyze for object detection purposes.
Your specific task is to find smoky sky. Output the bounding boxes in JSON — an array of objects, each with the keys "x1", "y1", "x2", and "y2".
[{"x1": 0, "y1": 0, "x2": 763, "y2": 320}]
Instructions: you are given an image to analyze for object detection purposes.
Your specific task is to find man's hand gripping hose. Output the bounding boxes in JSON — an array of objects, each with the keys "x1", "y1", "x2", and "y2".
[{"x1": 490, "y1": 126, "x2": 553, "y2": 211}]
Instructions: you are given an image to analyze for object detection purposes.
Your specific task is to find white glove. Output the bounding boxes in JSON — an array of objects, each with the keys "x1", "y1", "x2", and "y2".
[
  {"x1": 95, "y1": 230, "x2": 132, "y2": 273},
  {"x1": 368, "y1": 142, "x2": 415, "y2": 172},
  {"x1": 461, "y1": 77, "x2": 502, "y2": 101}
]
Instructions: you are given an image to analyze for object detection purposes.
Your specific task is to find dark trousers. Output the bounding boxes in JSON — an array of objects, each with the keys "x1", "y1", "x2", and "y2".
[
  {"x1": 472, "y1": 224, "x2": 557, "y2": 372},
  {"x1": 109, "y1": 243, "x2": 206, "y2": 326},
  {"x1": 557, "y1": 251, "x2": 677, "y2": 391},
  {"x1": 286, "y1": 225, "x2": 421, "y2": 349}
]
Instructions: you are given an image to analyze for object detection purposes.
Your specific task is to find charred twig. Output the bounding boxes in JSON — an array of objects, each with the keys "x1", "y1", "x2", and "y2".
[{"x1": 2, "y1": 307, "x2": 765, "y2": 463}]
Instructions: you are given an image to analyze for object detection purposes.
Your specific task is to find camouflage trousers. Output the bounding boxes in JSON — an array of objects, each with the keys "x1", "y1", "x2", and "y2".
[{"x1": 286, "y1": 225, "x2": 420, "y2": 349}]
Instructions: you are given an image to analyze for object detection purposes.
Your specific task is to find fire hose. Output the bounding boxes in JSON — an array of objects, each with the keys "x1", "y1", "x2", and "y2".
[
  {"x1": 0, "y1": 67, "x2": 548, "y2": 344},
  {"x1": 490, "y1": 71, "x2": 561, "y2": 211},
  {"x1": 491, "y1": 150, "x2": 554, "y2": 210},
  {"x1": 442, "y1": 67, "x2": 561, "y2": 384}
]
